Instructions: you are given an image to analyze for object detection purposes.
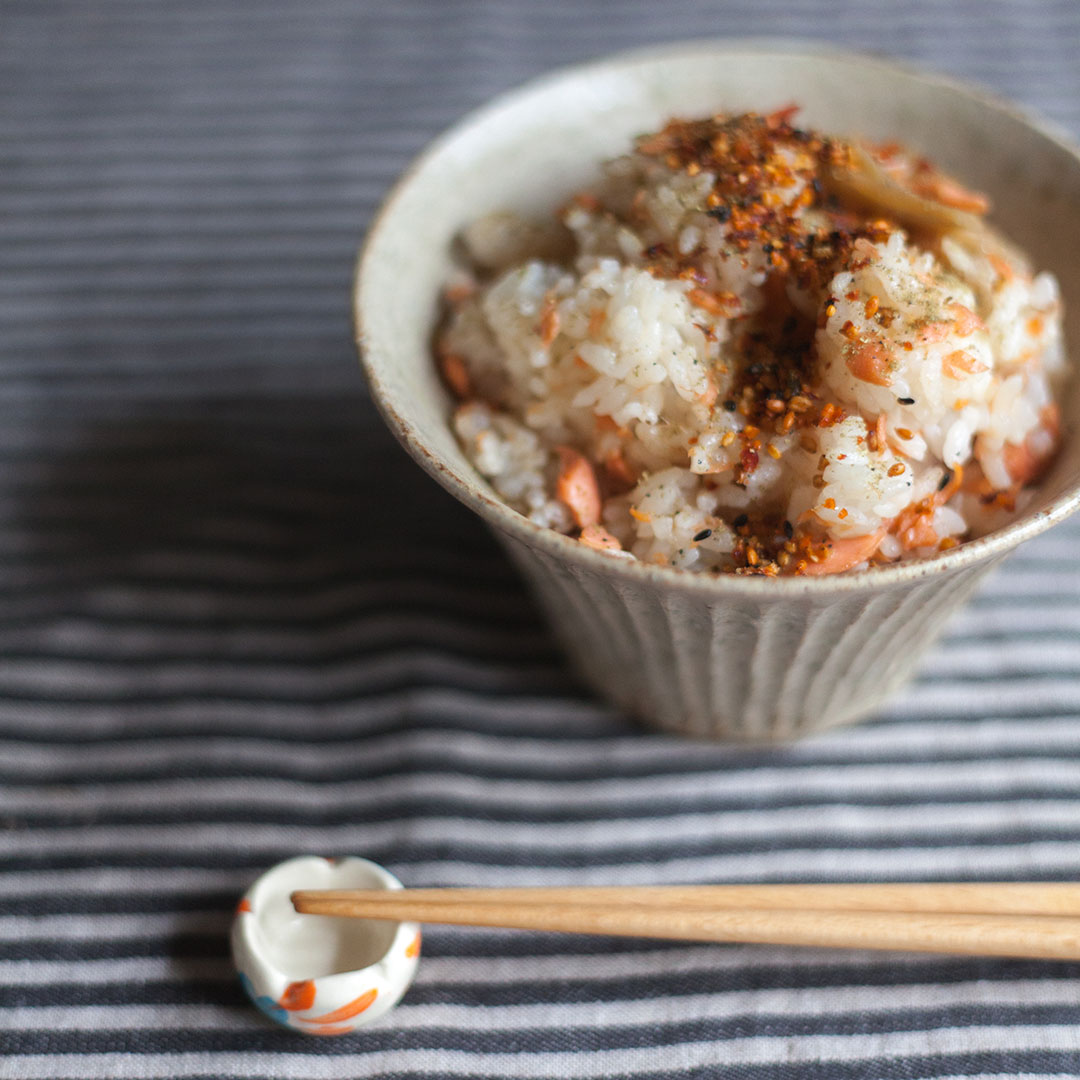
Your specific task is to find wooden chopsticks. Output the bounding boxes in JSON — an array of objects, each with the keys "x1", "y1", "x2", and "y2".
[{"x1": 291, "y1": 884, "x2": 1080, "y2": 961}]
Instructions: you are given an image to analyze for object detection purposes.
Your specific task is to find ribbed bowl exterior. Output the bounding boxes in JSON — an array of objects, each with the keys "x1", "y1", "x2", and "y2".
[{"x1": 499, "y1": 529, "x2": 1006, "y2": 740}]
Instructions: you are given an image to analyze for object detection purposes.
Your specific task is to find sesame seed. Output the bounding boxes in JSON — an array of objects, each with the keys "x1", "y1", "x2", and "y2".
[
  {"x1": 898, "y1": 396, "x2": 916, "y2": 405},
  {"x1": 693, "y1": 528, "x2": 713, "y2": 542},
  {"x1": 732, "y1": 513, "x2": 749, "y2": 528},
  {"x1": 888, "y1": 462, "x2": 906, "y2": 477},
  {"x1": 783, "y1": 520, "x2": 794, "y2": 539},
  {"x1": 766, "y1": 443, "x2": 781, "y2": 459}
]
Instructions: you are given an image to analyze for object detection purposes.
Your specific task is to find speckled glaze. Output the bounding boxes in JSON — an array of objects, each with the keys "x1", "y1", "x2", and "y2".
[
  {"x1": 355, "y1": 42, "x2": 1080, "y2": 740},
  {"x1": 231, "y1": 856, "x2": 420, "y2": 1034}
]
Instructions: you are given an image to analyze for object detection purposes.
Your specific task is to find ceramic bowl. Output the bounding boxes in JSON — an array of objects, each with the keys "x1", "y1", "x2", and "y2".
[
  {"x1": 355, "y1": 41, "x2": 1080, "y2": 740},
  {"x1": 231, "y1": 856, "x2": 420, "y2": 1035}
]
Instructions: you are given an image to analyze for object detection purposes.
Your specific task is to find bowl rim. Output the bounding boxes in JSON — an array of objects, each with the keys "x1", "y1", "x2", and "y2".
[{"x1": 355, "y1": 38, "x2": 1080, "y2": 599}]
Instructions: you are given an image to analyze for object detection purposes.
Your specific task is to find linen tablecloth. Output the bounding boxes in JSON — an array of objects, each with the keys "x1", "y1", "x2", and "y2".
[{"x1": 4, "y1": 1, "x2": 1080, "y2": 1076}]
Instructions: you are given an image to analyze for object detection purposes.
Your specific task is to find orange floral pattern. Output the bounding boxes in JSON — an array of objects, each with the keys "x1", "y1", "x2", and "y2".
[{"x1": 278, "y1": 980, "x2": 317, "y2": 1012}]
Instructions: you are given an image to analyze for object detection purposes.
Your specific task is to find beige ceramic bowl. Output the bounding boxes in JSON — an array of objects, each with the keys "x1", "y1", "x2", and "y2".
[{"x1": 355, "y1": 41, "x2": 1080, "y2": 740}]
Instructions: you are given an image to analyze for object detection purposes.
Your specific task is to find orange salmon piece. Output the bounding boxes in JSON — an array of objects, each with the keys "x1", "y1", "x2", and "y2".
[
  {"x1": 845, "y1": 339, "x2": 893, "y2": 386},
  {"x1": 799, "y1": 528, "x2": 888, "y2": 576},
  {"x1": 579, "y1": 524, "x2": 623, "y2": 552},
  {"x1": 948, "y1": 303, "x2": 985, "y2": 336},
  {"x1": 438, "y1": 351, "x2": 471, "y2": 399},
  {"x1": 893, "y1": 502, "x2": 938, "y2": 550},
  {"x1": 556, "y1": 448, "x2": 601, "y2": 528},
  {"x1": 942, "y1": 349, "x2": 989, "y2": 379}
]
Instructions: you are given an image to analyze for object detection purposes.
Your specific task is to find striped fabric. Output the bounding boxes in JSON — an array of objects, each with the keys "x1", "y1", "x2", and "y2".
[{"x1": 4, "y1": 1, "x2": 1080, "y2": 1076}]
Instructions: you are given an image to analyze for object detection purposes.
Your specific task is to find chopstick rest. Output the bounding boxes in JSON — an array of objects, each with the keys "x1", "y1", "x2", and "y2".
[{"x1": 231, "y1": 856, "x2": 421, "y2": 1036}]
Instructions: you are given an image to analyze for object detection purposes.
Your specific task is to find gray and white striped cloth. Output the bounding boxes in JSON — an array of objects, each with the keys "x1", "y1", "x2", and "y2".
[{"x1": 4, "y1": 1, "x2": 1080, "y2": 1077}]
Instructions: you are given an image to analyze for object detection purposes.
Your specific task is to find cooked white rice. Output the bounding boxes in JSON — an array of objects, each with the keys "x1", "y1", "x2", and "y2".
[{"x1": 438, "y1": 111, "x2": 1066, "y2": 575}]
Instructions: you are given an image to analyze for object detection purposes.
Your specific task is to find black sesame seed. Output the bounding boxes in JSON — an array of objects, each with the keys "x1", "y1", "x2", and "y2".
[
  {"x1": 898, "y1": 396, "x2": 916, "y2": 405},
  {"x1": 783, "y1": 520, "x2": 794, "y2": 539},
  {"x1": 762, "y1": 242, "x2": 774, "y2": 255},
  {"x1": 732, "y1": 513, "x2": 749, "y2": 529},
  {"x1": 723, "y1": 399, "x2": 737, "y2": 412},
  {"x1": 693, "y1": 529, "x2": 713, "y2": 542},
  {"x1": 707, "y1": 205, "x2": 731, "y2": 222},
  {"x1": 938, "y1": 470, "x2": 952, "y2": 492}
]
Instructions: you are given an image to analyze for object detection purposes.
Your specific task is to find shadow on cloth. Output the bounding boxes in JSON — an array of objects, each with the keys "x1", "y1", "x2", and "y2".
[{"x1": 8, "y1": 388, "x2": 592, "y2": 717}]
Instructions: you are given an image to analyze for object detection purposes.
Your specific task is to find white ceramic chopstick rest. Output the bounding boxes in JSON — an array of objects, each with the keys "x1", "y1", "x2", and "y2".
[{"x1": 231, "y1": 856, "x2": 421, "y2": 1035}]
